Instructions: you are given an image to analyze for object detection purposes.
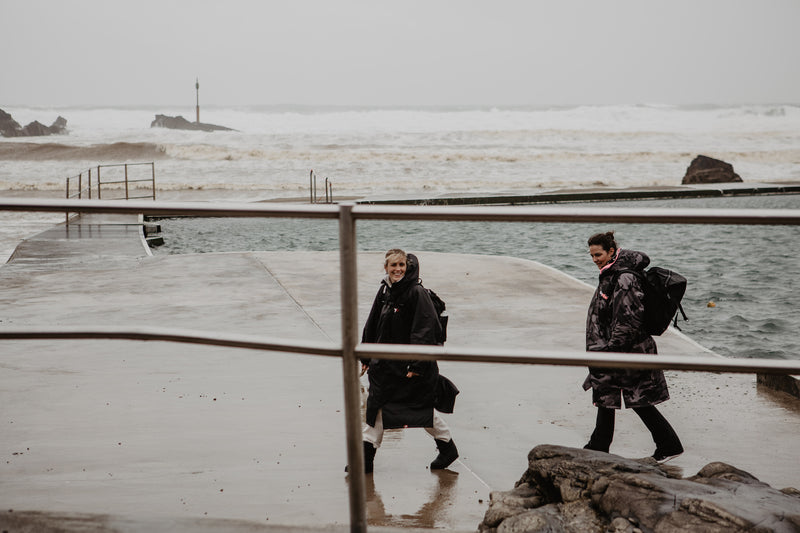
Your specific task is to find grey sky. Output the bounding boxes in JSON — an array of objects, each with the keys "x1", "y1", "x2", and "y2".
[{"x1": 3, "y1": 0, "x2": 799, "y2": 107}]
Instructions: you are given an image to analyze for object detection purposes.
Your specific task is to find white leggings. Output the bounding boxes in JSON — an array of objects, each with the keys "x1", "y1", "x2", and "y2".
[{"x1": 363, "y1": 409, "x2": 451, "y2": 448}]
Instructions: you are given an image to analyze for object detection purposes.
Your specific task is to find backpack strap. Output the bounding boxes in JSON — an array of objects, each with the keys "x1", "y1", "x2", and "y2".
[
  {"x1": 674, "y1": 302, "x2": 688, "y2": 329},
  {"x1": 610, "y1": 268, "x2": 643, "y2": 290}
]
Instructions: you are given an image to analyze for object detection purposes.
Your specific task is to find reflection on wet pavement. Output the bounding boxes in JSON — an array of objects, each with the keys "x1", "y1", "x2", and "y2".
[{"x1": 366, "y1": 470, "x2": 459, "y2": 528}]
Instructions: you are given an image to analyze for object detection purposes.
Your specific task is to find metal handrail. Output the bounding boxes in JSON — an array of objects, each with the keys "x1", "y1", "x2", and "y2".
[
  {"x1": 5, "y1": 197, "x2": 799, "y2": 225},
  {"x1": 1, "y1": 198, "x2": 341, "y2": 218},
  {"x1": 65, "y1": 169, "x2": 93, "y2": 225},
  {"x1": 65, "y1": 170, "x2": 92, "y2": 200},
  {"x1": 2, "y1": 197, "x2": 800, "y2": 533},
  {"x1": 96, "y1": 162, "x2": 156, "y2": 201},
  {"x1": 0, "y1": 325, "x2": 341, "y2": 357},
  {"x1": 355, "y1": 343, "x2": 800, "y2": 374},
  {"x1": 325, "y1": 177, "x2": 333, "y2": 203},
  {"x1": 309, "y1": 170, "x2": 334, "y2": 204},
  {"x1": 1, "y1": 326, "x2": 798, "y2": 375},
  {"x1": 64, "y1": 163, "x2": 156, "y2": 221}
]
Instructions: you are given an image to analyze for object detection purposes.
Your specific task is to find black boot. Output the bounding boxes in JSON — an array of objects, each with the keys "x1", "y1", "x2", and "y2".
[
  {"x1": 430, "y1": 438, "x2": 458, "y2": 470},
  {"x1": 364, "y1": 441, "x2": 376, "y2": 473},
  {"x1": 345, "y1": 441, "x2": 376, "y2": 474},
  {"x1": 584, "y1": 407, "x2": 614, "y2": 453}
]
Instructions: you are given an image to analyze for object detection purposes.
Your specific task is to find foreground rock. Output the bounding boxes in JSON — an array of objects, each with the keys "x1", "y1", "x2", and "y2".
[
  {"x1": 682, "y1": 154, "x2": 743, "y2": 184},
  {"x1": 150, "y1": 114, "x2": 234, "y2": 132},
  {"x1": 479, "y1": 445, "x2": 800, "y2": 533},
  {"x1": 0, "y1": 108, "x2": 67, "y2": 137}
]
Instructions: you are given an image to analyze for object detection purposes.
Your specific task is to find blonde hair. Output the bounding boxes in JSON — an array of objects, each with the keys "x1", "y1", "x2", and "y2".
[{"x1": 383, "y1": 248, "x2": 406, "y2": 267}]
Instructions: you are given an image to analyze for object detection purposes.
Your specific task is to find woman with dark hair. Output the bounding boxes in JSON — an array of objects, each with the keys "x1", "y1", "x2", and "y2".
[
  {"x1": 583, "y1": 232, "x2": 684, "y2": 462},
  {"x1": 358, "y1": 249, "x2": 458, "y2": 473}
]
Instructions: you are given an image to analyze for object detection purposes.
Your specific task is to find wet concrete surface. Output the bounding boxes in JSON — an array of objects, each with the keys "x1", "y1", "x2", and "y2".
[{"x1": 1, "y1": 214, "x2": 799, "y2": 532}]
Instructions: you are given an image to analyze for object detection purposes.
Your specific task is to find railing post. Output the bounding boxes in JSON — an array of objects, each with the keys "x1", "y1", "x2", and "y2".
[
  {"x1": 151, "y1": 162, "x2": 156, "y2": 200},
  {"x1": 88, "y1": 170, "x2": 92, "y2": 199},
  {"x1": 95, "y1": 167, "x2": 101, "y2": 200},
  {"x1": 65, "y1": 177, "x2": 69, "y2": 224},
  {"x1": 124, "y1": 164, "x2": 130, "y2": 200},
  {"x1": 338, "y1": 203, "x2": 367, "y2": 533},
  {"x1": 310, "y1": 170, "x2": 314, "y2": 204}
]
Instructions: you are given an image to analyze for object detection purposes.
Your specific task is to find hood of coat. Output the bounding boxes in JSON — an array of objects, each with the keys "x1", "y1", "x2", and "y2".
[
  {"x1": 599, "y1": 248, "x2": 650, "y2": 279},
  {"x1": 389, "y1": 252, "x2": 421, "y2": 294}
]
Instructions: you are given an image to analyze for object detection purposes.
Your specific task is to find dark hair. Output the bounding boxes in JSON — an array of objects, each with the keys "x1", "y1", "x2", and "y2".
[{"x1": 588, "y1": 231, "x2": 617, "y2": 252}]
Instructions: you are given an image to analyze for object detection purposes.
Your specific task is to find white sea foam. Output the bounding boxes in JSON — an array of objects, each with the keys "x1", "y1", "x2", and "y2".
[
  {"x1": 3, "y1": 104, "x2": 798, "y2": 192},
  {"x1": 2, "y1": 103, "x2": 799, "y2": 251}
]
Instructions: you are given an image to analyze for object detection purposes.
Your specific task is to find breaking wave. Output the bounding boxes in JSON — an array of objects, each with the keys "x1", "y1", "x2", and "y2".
[
  {"x1": 2, "y1": 103, "x2": 799, "y2": 195},
  {"x1": 0, "y1": 142, "x2": 168, "y2": 161}
]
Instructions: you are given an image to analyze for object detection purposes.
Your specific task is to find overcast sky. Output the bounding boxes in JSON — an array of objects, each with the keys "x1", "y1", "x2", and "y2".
[{"x1": 2, "y1": 0, "x2": 799, "y2": 107}]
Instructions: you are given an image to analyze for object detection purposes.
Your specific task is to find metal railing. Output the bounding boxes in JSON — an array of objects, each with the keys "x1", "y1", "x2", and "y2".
[
  {"x1": 2, "y1": 197, "x2": 800, "y2": 533},
  {"x1": 65, "y1": 163, "x2": 156, "y2": 222},
  {"x1": 309, "y1": 169, "x2": 334, "y2": 203},
  {"x1": 65, "y1": 168, "x2": 94, "y2": 201}
]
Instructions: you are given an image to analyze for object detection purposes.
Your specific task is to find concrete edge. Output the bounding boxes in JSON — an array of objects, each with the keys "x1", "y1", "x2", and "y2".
[
  {"x1": 137, "y1": 213, "x2": 154, "y2": 257},
  {"x1": 757, "y1": 373, "x2": 800, "y2": 400},
  {"x1": 356, "y1": 182, "x2": 800, "y2": 206}
]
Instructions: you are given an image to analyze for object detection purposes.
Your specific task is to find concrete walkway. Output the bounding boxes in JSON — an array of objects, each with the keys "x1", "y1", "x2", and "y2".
[{"x1": 1, "y1": 214, "x2": 799, "y2": 532}]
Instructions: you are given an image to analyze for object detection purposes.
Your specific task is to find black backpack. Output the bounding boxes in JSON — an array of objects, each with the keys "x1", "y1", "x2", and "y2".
[
  {"x1": 419, "y1": 280, "x2": 448, "y2": 344},
  {"x1": 379, "y1": 281, "x2": 449, "y2": 344},
  {"x1": 613, "y1": 267, "x2": 688, "y2": 335}
]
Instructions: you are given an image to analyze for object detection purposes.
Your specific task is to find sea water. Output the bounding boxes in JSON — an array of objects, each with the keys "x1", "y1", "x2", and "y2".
[
  {"x1": 2, "y1": 103, "x2": 799, "y2": 195},
  {"x1": 1, "y1": 104, "x2": 799, "y2": 360},
  {"x1": 148, "y1": 194, "x2": 800, "y2": 362}
]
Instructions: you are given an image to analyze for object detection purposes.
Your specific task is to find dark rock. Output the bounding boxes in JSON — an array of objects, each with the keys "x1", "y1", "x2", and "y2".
[
  {"x1": 682, "y1": 155, "x2": 743, "y2": 184},
  {"x1": 150, "y1": 114, "x2": 234, "y2": 132},
  {"x1": 481, "y1": 482, "x2": 544, "y2": 527},
  {"x1": 52, "y1": 116, "x2": 67, "y2": 130},
  {"x1": 0, "y1": 108, "x2": 22, "y2": 136},
  {"x1": 479, "y1": 445, "x2": 800, "y2": 533},
  {"x1": 0, "y1": 108, "x2": 68, "y2": 137},
  {"x1": 495, "y1": 500, "x2": 606, "y2": 533},
  {"x1": 20, "y1": 120, "x2": 49, "y2": 136}
]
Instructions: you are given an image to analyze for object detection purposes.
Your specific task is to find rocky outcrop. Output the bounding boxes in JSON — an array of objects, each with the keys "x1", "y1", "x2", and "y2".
[
  {"x1": 682, "y1": 155, "x2": 743, "y2": 184},
  {"x1": 479, "y1": 445, "x2": 800, "y2": 533},
  {"x1": 150, "y1": 114, "x2": 234, "y2": 132},
  {"x1": 0, "y1": 108, "x2": 67, "y2": 137},
  {"x1": 0, "y1": 109, "x2": 23, "y2": 136}
]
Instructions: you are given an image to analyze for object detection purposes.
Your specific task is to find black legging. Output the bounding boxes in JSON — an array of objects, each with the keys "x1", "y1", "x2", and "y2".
[{"x1": 586, "y1": 405, "x2": 682, "y2": 454}]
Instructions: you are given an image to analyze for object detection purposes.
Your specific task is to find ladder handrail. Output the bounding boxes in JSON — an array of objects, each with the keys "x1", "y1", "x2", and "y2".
[{"x1": 65, "y1": 163, "x2": 156, "y2": 222}]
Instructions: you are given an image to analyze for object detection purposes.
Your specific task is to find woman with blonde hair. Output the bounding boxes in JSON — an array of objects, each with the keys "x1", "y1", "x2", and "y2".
[{"x1": 359, "y1": 249, "x2": 457, "y2": 473}]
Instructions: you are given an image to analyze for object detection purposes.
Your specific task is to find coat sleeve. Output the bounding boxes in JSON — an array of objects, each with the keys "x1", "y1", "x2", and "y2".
[{"x1": 607, "y1": 272, "x2": 647, "y2": 352}]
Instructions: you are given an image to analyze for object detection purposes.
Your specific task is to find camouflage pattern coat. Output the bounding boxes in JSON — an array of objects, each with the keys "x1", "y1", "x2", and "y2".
[{"x1": 583, "y1": 248, "x2": 670, "y2": 409}]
